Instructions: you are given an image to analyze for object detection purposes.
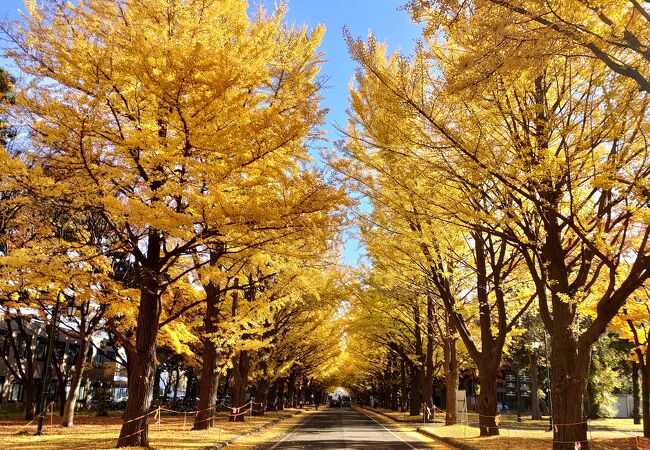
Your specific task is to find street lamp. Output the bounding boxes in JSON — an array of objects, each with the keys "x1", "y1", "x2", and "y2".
[
  {"x1": 66, "y1": 296, "x2": 77, "y2": 318},
  {"x1": 36, "y1": 292, "x2": 76, "y2": 435}
]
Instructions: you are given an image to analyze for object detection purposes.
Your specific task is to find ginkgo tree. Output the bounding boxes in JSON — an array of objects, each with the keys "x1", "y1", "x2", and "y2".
[
  {"x1": 614, "y1": 285, "x2": 650, "y2": 437},
  {"x1": 5, "y1": 0, "x2": 345, "y2": 446},
  {"x1": 335, "y1": 37, "x2": 537, "y2": 434},
  {"x1": 407, "y1": 0, "x2": 650, "y2": 93},
  {"x1": 340, "y1": 13, "x2": 650, "y2": 448}
]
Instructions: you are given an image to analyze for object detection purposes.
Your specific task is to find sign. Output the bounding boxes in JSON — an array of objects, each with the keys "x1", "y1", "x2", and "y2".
[{"x1": 456, "y1": 389, "x2": 467, "y2": 416}]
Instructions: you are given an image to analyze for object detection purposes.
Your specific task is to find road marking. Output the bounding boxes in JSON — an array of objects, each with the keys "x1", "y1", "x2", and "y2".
[
  {"x1": 268, "y1": 410, "x2": 318, "y2": 450},
  {"x1": 355, "y1": 408, "x2": 420, "y2": 450}
]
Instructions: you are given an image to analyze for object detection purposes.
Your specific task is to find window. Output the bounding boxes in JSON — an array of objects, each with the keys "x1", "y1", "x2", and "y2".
[
  {"x1": 0, "y1": 376, "x2": 5, "y2": 402},
  {"x1": 113, "y1": 387, "x2": 128, "y2": 401},
  {"x1": 55, "y1": 341, "x2": 66, "y2": 362},
  {"x1": 34, "y1": 338, "x2": 48, "y2": 361},
  {"x1": 8, "y1": 382, "x2": 23, "y2": 402},
  {"x1": 48, "y1": 383, "x2": 58, "y2": 402},
  {"x1": 86, "y1": 347, "x2": 93, "y2": 362},
  {"x1": 15, "y1": 334, "x2": 28, "y2": 358},
  {"x1": 67, "y1": 344, "x2": 80, "y2": 365},
  {"x1": 93, "y1": 350, "x2": 114, "y2": 367},
  {"x1": 77, "y1": 384, "x2": 86, "y2": 401}
]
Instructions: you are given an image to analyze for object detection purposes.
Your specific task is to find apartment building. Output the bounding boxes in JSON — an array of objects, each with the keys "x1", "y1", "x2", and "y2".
[{"x1": 0, "y1": 317, "x2": 126, "y2": 408}]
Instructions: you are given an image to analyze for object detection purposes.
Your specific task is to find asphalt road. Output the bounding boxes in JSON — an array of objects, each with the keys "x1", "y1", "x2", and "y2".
[{"x1": 268, "y1": 407, "x2": 444, "y2": 449}]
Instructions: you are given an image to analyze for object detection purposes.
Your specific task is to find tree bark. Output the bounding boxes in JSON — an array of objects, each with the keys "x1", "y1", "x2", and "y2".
[
  {"x1": 184, "y1": 366, "x2": 197, "y2": 406},
  {"x1": 230, "y1": 350, "x2": 250, "y2": 422},
  {"x1": 400, "y1": 358, "x2": 408, "y2": 413},
  {"x1": 550, "y1": 331, "x2": 591, "y2": 450},
  {"x1": 266, "y1": 379, "x2": 279, "y2": 411},
  {"x1": 409, "y1": 364, "x2": 421, "y2": 416},
  {"x1": 62, "y1": 335, "x2": 90, "y2": 427},
  {"x1": 633, "y1": 360, "x2": 641, "y2": 425},
  {"x1": 530, "y1": 351, "x2": 542, "y2": 420},
  {"x1": 477, "y1": 361, "x2": 499, "y2": 436},
  {"x1": 117, "y1": 231, "x2": 163, "y2": 448},
  {"x1": 153, "y1": 365, "x2": 162, "y2": 401},
  {"x1": 636, "y1": 349, "x2": 650, "y2": 438},
  {"x1": 276, "y1": 377, "x2": 286, "y2": 410},
  {"x1": 194, "y1": 367, "x2": 220, "y2": 429},
  {"x1": 390, "y1": 360, "x2": 399, "y2": 411},
  {"x1": 642, "y1": 361, "x2": 650, "y2": 438},
  {"x1": 287, "y1": 370, "x2": 296, "y2": 408},
  {"x1": 24, "y1": 382, "x2": 35, "y2": 421},
  {"x1": 253, "y1": 378, "x2": 269, "y2": 416},
  {"x1": 173, "y1": 367, "x2": 181, "y2": 401},
  {"x1": 443, "y1": 333, "x2": 458, "y2": 425},
  {"x1": 194, "y1": 275, "x2": 222, "y2": 430},
  {"x1": 51, "y1": 352, "x2": 67, "y2": 416},
  {"x1": 422, "y1": 293, "x2": 435, "y2": 417}
]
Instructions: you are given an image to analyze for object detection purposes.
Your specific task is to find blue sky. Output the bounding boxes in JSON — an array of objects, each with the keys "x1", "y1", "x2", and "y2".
[{"x1": 0, "y1": 0, "x2": 422, "y2": 265}]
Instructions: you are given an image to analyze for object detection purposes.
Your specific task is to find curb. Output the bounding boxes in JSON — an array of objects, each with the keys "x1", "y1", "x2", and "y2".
[
  {"x1": 204, "y1": 410, "x2": 303, "y2": 450},
  {"x1": 415, "y1": 426, "x2": 476, "y2": 450},
  {"x1": 357, "y1": 406, "x2": 434, "y2": 425}
]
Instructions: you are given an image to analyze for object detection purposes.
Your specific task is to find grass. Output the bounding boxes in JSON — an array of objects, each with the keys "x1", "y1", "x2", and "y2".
[{"x1": 0, "y1": 407, "x2": 301, "y2": 449}]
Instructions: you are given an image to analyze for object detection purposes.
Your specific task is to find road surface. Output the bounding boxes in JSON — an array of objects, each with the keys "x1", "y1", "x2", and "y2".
[{"x1": 268, "y1": 407, "x2": 452, "y2": 449}]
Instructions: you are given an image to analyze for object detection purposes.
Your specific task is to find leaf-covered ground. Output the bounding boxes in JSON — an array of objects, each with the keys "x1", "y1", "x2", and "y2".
[
  {"x1": 363, "y1": 407, "x2": 643, "y2": 450},
  {"x1": 421, "y1": 423, "x2": 641, "y2": 450},
  {"x1": 0, "y1": 408, "x2": 301, "y2": 449}
]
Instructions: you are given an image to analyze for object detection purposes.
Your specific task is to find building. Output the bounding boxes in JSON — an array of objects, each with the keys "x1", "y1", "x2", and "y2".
[{"x1": 0, "y1": 316, "x2": 126, "y2": 409}]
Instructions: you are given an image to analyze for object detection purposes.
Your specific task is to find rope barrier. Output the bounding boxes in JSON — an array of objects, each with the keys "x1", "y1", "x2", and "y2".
[
  {"x1": 122, "y1": 408, "x2": 158, "y2": 425},
  {"x1": 117, "y1": 424, "x2": 148, "y2": 442}
]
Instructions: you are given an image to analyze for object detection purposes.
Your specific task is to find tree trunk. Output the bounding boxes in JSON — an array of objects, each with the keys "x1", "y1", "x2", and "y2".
[
  {"x1": 550, "y1": 333, "x2": 590, "y2": 450},
  {"x1": 193, "y1": 369, "x2": 220, "y2": 430},
  {"x1": 23, "y1": 381, "x2": 34, "y2": 421},
  {"x1": 51, "y1": 357, "x2": 67, "y2": 416},
  {"x1": 409, "y1": 365, "x2": 421, "y2": 416},
  {"x1": 410, "y1": 302, "x2": 423, "y2": 417},
  {"x1": 266, "y1": 379, "x2": 279, "y2": 411},
  {"x1": 477, "y1": 361, "x2": 499, "y2": 436},
  {"x1": 400, "y1": 358, "x2": 408, "y2": 413},
  {"x1": 230, "y1": 350, "x2": 250, "y2": 422},
  {"x1": 163, "y1": 371, "x2": 172, "y2": 400},
  {"x1": 633, "y1": 360, "x2": 641, "y2": 425},
  {"x1": 194, "y1": 276, "x2": 222, "y2": 430},
  {"x1": 62, "y1": 336, "x2": 90, "y2": 427},
  {"x1": 117, "y1": 238, "x2": 163, "y2": 448},
  {"x1": 444, "y1": 334, "x2": 458, "y2": 425},
  {"x1": 530, "y1": 351, "x2": 542, "y2": 420},
  {"x1": 422, "y1": 293, "x2": 435, "y2": 417},
  {"x1": 253, "y1": 378, "x2": 269, "y2": 416},
  {"x1": 153, "y1": 365, "x2": 162, "y2": 401},
  {"x1": 184, "y1": 366, "x2": 197, "y2": 406},
  {"x1": 276, "y1": 377, "x2": 286, "y2": 410},
  {"x1": 638, "y1": 352, "x2": 650, "y2": 438},
  {"x1": 287, "y1": 371, "x2": 296, "y2": 408},
  {"x1": 220, "y1": 368, "x2": 231, "y2": 400},
  {"x1": 300, "y1": 376, "x2": 309, "y2": 407},
  {"x1": 390, "y1": 371, "x2": 399, "y2": 411}
]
